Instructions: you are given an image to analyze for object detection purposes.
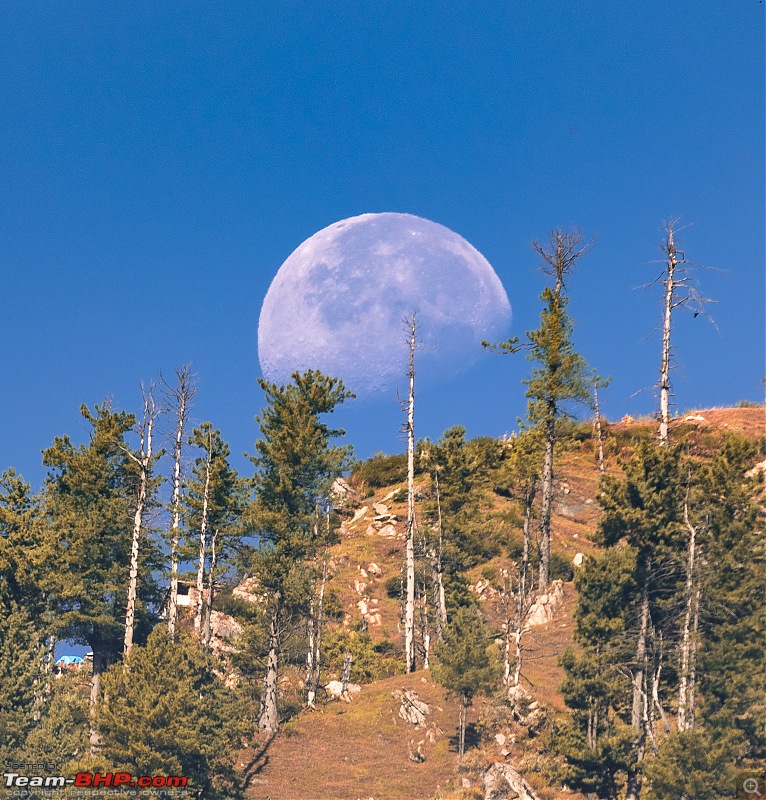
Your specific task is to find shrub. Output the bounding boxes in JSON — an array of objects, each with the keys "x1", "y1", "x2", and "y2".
[
  {"x1": 349, "y1": 452, "x2": 407, "y2": 489},
  {"x1": 321, "y1": 629, "x2": 402, "y2": 683}
]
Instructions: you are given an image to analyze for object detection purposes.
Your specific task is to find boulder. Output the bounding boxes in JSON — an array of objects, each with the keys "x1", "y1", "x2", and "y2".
[
  {"x1": 325, "y1": 680, "x2": 361, "y2": 701},
  {"x1": 392, "y1": 689, "x2": 430, "y2": 726},
  {"x1": 351, "y1": 506, "x2": 369, "y2": 523},
  {"x1": 573, "y1": 552, "x2": 584, "y2": 567},
  {"x1": 367, "y1": 562, "x2": 381, "y2": 575},
  {"x1": 483, "y1": 762, "x2": 540, "y2": 800},
  {"x1": 373, "y1": 502, "x2": 388, "y2": 516}
]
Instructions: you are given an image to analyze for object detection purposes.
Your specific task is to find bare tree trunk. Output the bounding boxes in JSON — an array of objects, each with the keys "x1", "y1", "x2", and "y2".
[
  {"x1": 652, "y1": 630, "x2": 670, "y2": 736},
  {"x1": 165, "y1": 366, "x2": 195, "y2": 642},
  {"x1": 431, "y1": 469, "x2": 447, "y2": 640},
  {"x1": 404, "y1": 315, "x2": 417, "y2": 673},
  {"x1": 659, "y1": 228, "x2": 676, "y2": 447},
  {"x1": 687, "y1": 583, "x2": 700, "y2": 730},
  {"x1": 259, "y1": 594, "x2": 281, "y2": 734},
  {"x1": 509, "y1": 480, "x2": 536, "y2": 691},
  {"x1": 89, "y1": 649, "x2": 110, "y2": 756},
  {"x1": 632, "y1": 570, "x2": 651, "y2": 731},
  {"x1": 124, "y1": 385, "x2": 157, "y2": 656},
  {"x1": 306, "y1": 548, "x2": 328, "y2": 709},
  {"x1": 678, "y1": 497, "x2": 698, "y2": 731},
  {"x1": 203, "y1": 531, "x2": 217, "y2": 653},
  {"x1": 194, "y1": 431, "x2": 212, "y2": 635},
  {"x1": 593, "y1": 381, "x2": 606, "y2": 473},
  {"x1": 539, "y1": 410, "x2": 555, "y2": 589},
  {"x1": 458, "y1": 692, "x2": 468, "y2": 760},
  {"x1": 626, "y1": 569, "x2": 651, "y2": 800},
  {"x1": 419, "y1": 575, "x2": 431, "y2": 669},
  {"x1": 341, "y1": 651, "x2": 353, "y2": 696}
]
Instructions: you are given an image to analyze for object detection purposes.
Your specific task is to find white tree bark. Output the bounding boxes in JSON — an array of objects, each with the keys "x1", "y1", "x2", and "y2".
[
  {"x1": 404, "y1": 315, "x2": 417, "y2": 673},
  {"x1": 659, "y1": 227, "x2": 676, "y2": 447},
  {"x1": 202, "y1": 530, "x2": 218, "y2": 652},
  {"x1": 593, "y1": 381, "x2": 606, "y2": 473},
  {"x1": 259, "y1": 594, "x2": 281, "y2": 734},
  {"x1": 194, "y1": 429, "x2": 212, "y2": 635},
  {"x1": 124, "y1": 385, "x2": 157, "y2": 656},
  {"x1": 538, "y1": 411, "x2": 555, "y2": 589},
  {"x1": 430, "y1": 468, "x2": 447, "y2": 640},
  {"x1": 678, "y1": 497, "x2": 700, "y2": 731},
  {"x1": 165, "y1": 366, "x2": 195, "y2": 641},
  {"x1": 306, "y1": 547, "x2": 328, "y2": 709}
]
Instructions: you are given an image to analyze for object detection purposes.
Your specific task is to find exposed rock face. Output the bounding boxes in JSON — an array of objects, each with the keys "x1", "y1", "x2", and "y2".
[
  {"x1": 232, "y1": 576, "x2": 266, "y2": 604},
  {"x1": 525, "y1": 579, "x2": 564, "y2": 628},
  {"x1": 325, "y1": 680, "x2": 361, "y2": 701},
  {"x1": 483, "y1": 762, "x2": 540, "y2": 800},
  {"x1": 392, "y1": 689, "x2": 430, "y2": 726},
  {"x1": 372, "y1": 502, "x2": 389, "y2": 516},
  {"x1": 351, "y1": 506, "x2": 369, "y2": 523}
]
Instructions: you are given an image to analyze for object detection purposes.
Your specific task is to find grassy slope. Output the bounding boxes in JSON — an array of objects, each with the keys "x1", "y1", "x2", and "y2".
[{"x1": 240, "y1": 407, "x2": 764, "y2": 800}]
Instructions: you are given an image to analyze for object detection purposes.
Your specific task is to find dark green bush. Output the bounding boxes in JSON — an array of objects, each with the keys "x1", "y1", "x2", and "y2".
[
  {"x1": 322, "y1": 629, "x2": 402, "y2": 683},
  {"x1": 349, "y1": 452, "x2": 407, "y2": 489}
]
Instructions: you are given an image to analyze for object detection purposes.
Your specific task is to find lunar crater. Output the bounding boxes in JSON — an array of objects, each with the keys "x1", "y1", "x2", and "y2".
[{"x1": 258, "y1": 212, "x2": 511, "y2": 395}]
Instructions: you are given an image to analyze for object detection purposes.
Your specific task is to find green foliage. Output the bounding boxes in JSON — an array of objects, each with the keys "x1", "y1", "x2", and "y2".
[
  {"x1": 20, "y1": 672, "x2": 90, "y2": 768},
  {"x1": 697, "y1": 435, "x2": 766, "y2": 757},
  {"x1": 183, "y1": 423, "x2": 245, "y2": 571},
  {"x1": 432, "y1": 606, "x2": 498, "y2": 703},
  {"x1": 40, "y1": 404, "x2": 160, "y2": 664},
  {"x1": 0, "y1": 469, "x2": 47, "y2": 762},
  {"x1": 98, "y1": 628, "x2": 244, "y2": 799},
  {"x1": 321, "y1": 628, "x2": 402, "y2": 684},
  {"x1": 349, "y1": 452, "x2": 407, "y2": 490},
  {"x1": 644, "y1": 729, "x2": 745, "y2": 800},
  {"x1": 247, "y1": 371, "x2": 354, "y2": 598},
  {"x1": 384, "y1": 573, "x2": 403, "y2": 599}
]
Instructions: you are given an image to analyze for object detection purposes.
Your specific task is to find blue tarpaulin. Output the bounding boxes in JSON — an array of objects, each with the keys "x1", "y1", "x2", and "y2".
[{"x1": 56, "y1": 654, "x2": 84, "y2": 666}]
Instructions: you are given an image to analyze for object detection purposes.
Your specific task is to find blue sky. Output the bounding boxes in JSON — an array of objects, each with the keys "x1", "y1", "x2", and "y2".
[{"x1": 1, "y1": 1, "x2": 763, "y2": 492}]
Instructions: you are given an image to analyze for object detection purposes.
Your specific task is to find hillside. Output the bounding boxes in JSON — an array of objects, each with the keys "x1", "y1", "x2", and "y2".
[{"x1": 234, "y1": 406, "x2": 765, "y2": 800}]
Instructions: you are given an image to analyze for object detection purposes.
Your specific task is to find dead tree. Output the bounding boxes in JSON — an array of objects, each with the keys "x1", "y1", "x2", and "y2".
[
  {"x1": 163, "y1": 365, "x2": 196, "y2": 641},
  {"x1": 648, "y1": 220, "x2": 716, "y2": 446},
  {"x1": 194, "y1": 426, "x2": 213, "y2": 636},
  {"x1": 678, "y1": 490, "x2": 702, "y2": 731},
  {"x1": 430, "y1": 468, "x2": 448, "y2": 640},
  {"x1": 402, "y1": 314, "x2": 418, "y2": 673},
  {"x1": 592, "y1": 374, "x2": 610, "y2": 474},
  {"x1": 123, "y1": 383, "x2": 159, "y2": 656},
  {"x1": 306, "y1": 513, "x2": 331, "y2": 709}
]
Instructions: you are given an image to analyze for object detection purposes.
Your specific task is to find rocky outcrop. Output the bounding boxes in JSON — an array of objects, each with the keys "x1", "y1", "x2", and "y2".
[
  {"x1": 483, "y1": 762, "x2": 541, "y2": 800},
  {"x1": 392, "y1": 689, "x2": 430, "y2": 726},
  {"x1": 525, "y1": 580, "x2": 564, "y2": 628},
  {"x1": 325, "y1": 680, "x2": 361, "y2": 701}
]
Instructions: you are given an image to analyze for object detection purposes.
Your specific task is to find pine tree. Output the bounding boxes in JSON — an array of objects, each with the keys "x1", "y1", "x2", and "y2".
[
  {"x1": 40, "y1": 403, "x2": 160, "y2": 752},
  {"x1": 432, "y1": 606, "x2": 498, "y2": 760},
  {"x1": 0, "y1": 469, "x2": 48, "y2": 762},
  {"x1": 97, "y1": 627, "x2": 243, "y2": 799},
  {"x1": 485, "y1": 228, "x2": 591, "y2": 588},
  {"x1": 246, "y1": 370, "x2": 353, "y2": 733},
  {"x1": 184, "y1": 423, "x2": 243, "y2": 650}
]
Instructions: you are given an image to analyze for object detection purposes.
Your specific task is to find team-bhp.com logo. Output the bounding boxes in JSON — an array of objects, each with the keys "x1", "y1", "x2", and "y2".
[{"x1": 4, "y1": 772, "x2": 188, "y2": 789}]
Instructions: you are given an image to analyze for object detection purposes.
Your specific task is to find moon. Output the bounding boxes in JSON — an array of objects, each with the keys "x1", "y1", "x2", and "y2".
[{"x1": 258, "y1": 212, "x2": 511, "y2": 395}]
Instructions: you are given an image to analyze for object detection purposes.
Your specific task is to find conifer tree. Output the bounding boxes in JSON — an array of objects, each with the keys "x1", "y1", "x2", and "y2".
[
  {"x1": 0, "y1": 469, "x2": 47, "y2": 762},
  {"x1": 432, "y1": 606, "x2": 497, "y2": 760},
  {"x1": 246, "y1": 370, "x2": 353, "y2": 733},
  {"x1": 184, "y1": 423, "x2": 243, "y2": 650},
  {"x1": 41, "y1": 404, "x2": 160, "y2": 752},
  {"x1": 485, "y1": 228, "x2": 591, "y2": 588},
  {"x1": 98, "y1": 628, "x2": 243, "y2": 798}
]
